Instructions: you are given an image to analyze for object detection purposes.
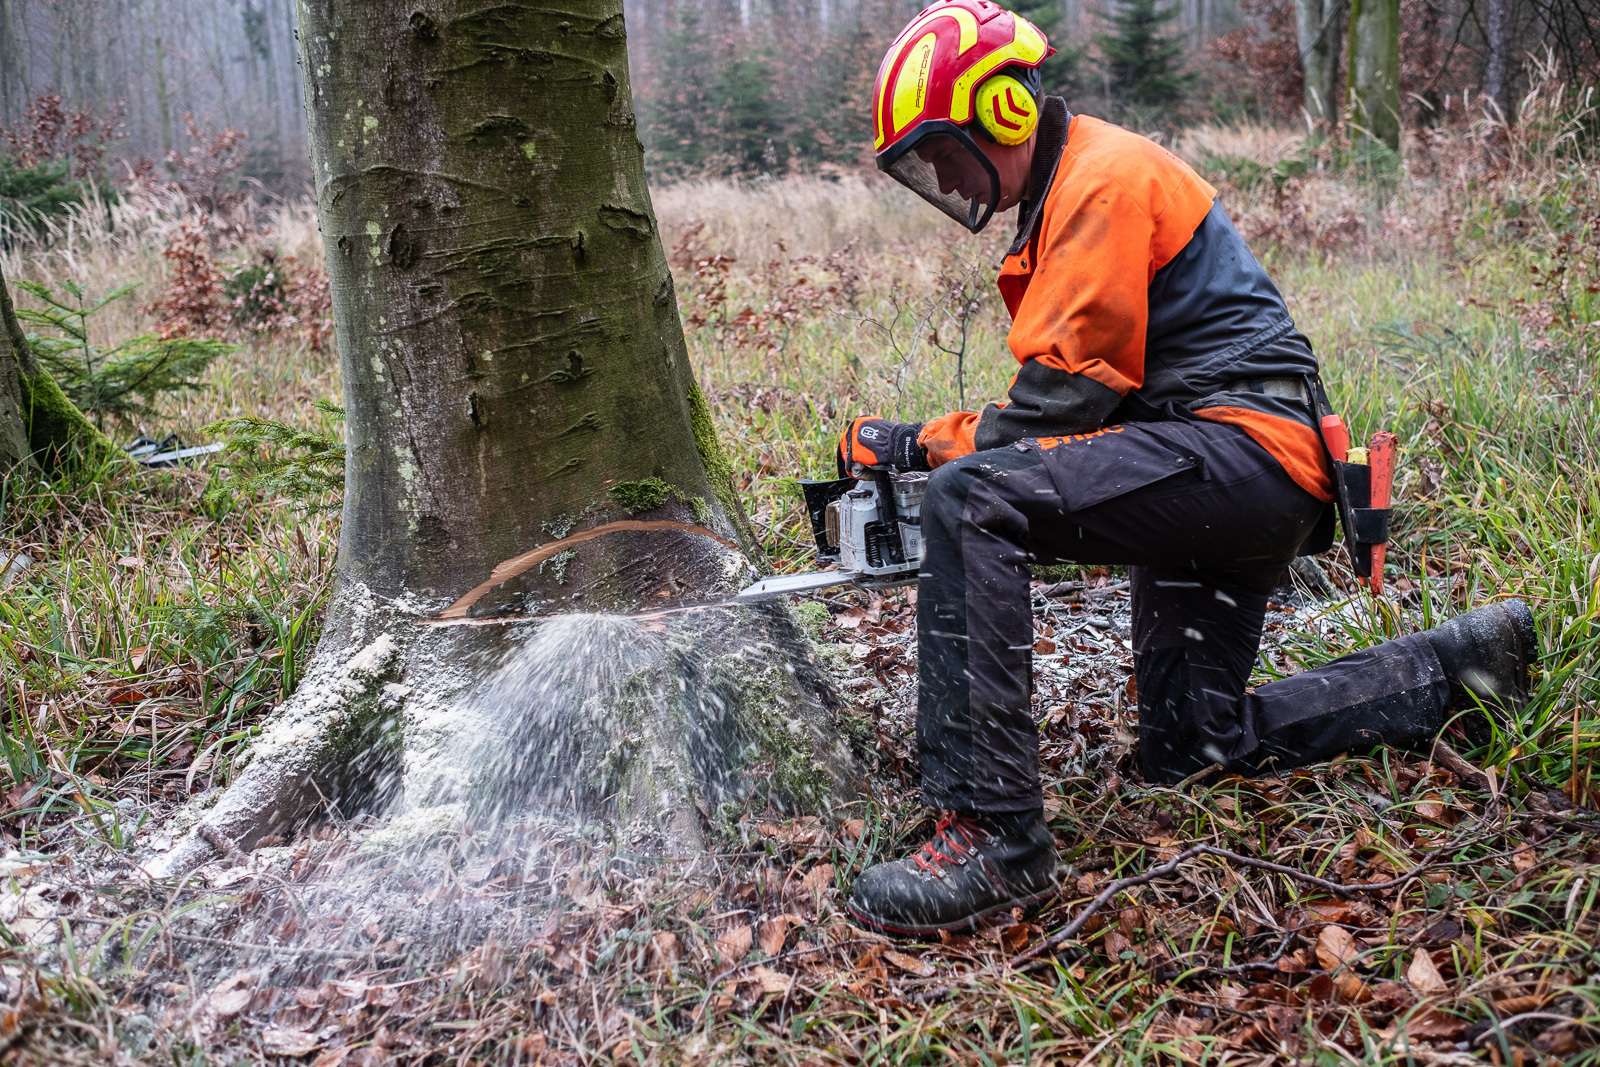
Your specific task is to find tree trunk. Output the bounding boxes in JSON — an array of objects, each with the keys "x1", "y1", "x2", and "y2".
[
  {"x1": 0, "y1": 289, "x2": 29, "y2": 474},
  {"x1": 148, "y1": 0, "x2": 856, "y2": 879},
  {"x1": 1295, "y1": 0, "x2": 1344, "y2": 127},
  {"x1": 1484, "y1": 0, "x2": 1511, "y2": 119},
  {"x1": 1347, "y1": 0, "x2": 1400, "y2": 152},
  {"x1": 0, "y1": 261, "x2": 113, "y2": 474}
]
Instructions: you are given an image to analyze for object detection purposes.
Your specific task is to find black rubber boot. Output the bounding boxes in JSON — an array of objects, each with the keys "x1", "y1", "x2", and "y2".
[
  {"x1": 846, "y1": 811, "x2": 1057, "y2": 937},
  {"x1": 1424, "y1": 599, "x2": 1538, "y2": 744}
]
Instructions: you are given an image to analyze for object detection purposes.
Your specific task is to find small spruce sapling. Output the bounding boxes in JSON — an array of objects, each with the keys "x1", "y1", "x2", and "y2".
[
  {"x1": 13, "y1": 279, "x2": 230, "y2": 428},
  {"x1": 204, "y1": 399, "x2": 346, "y2": 512}
]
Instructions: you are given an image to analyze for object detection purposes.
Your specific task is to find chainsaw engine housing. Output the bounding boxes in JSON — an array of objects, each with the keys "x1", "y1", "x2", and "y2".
[{"x1": 801, "y1": 470, "x2": 926, "y2": 579}]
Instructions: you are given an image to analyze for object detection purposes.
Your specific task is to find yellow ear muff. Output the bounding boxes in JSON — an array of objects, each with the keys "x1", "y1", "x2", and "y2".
[{"x1": 975, "y1": 74, "x2": 1039, "y2": 146}]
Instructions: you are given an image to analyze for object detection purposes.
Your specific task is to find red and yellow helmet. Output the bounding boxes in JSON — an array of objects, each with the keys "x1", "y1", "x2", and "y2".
[{"x1": 872, "y1": 0, "x2": 1052, "y2": 232}]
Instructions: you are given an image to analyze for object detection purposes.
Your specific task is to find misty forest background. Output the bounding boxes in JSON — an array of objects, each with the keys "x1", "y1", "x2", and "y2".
[{"x1": 2, "y1": 0, "x2": 1596, "y2": 196}]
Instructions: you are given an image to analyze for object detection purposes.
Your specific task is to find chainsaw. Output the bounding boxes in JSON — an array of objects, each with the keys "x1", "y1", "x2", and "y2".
[{"x1": 733, "y1": 468, "x2": 927, "y2": 603}]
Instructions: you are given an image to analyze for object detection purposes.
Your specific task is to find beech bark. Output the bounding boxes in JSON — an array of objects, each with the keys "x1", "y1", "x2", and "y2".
[{"x1": 148, "y1": 0, "x2": 855, "y2": 877}]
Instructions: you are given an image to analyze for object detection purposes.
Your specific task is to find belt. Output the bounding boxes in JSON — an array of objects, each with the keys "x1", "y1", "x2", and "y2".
[{"x1": 1228, "y1": 376, "x2": 1311, "y2": 404}]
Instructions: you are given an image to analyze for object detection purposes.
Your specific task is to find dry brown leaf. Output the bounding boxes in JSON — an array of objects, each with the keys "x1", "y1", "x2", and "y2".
[
  {"x1": 1103, "y1": 930, "x2": 1132, "y2": 959},
  {"x1": 1400, "y1": 1007, "x2": 1470, "y2": 1041},
  {"x1": 883, "y1": 949, "x2": 935, "y2": 977},
  {"x1": 1334, "y1": 972, "x2": 1372, "y2": 1003},
  {"x1": 716, "y1": 924, "x2": 753, "y2": 964},
  {"x1": 841, "y1": 818, "x2": 866, "y2": 841},
  {"x1": 1407, "y1": 948, "x2": 1449, "y2": 996},
  {"x1": 364, "y1": 985, "x2": 398, "y2": 1007},
  {"x1": 1315, "y1": 924, "x2": 1359, "y2": 972},
  {"x1": 1300, "y1": 900, "x2": 1359, "y2": 925},
  {"x1": 748, "y1": 965, "x2": 792, "y2": 995},
  {"x1": 651, "y1": 930, "x2": 681, "y2": 970},
  {"x1": 757, "y1": 914, "x2": 801, "y2": 956},
  {"x1": 1492, "y1": 993, "x2": 1543, "y2": 1014},
  {"x1": 311, "y1": 1048, "x2": 351, "y2": 1067},
  {"x1": 206, "y1": 973, "x2": 255, "y2": 1018},
  {"x1": 756, "y1": 819, "x2": 823, "y2": 847},
  {"x1": 799, "y1": 863, "x2": 835, "y2": 895},
  {"x1": 1535, "y1": 1022, "x2": 1580, "y2": 1055},
  {"x1": 1413, "y1": 796, "x2": 1448, "y2": 822},
  {"x1": 998, "y1": 922, "x2": 1037, "y2": 952},
  {"x1": 261, "y1": 1028, "x2": 320, "y2": 1057}
]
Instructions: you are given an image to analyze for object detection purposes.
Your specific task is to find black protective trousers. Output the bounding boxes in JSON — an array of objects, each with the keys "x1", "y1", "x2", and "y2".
[{"x1": 917, "y1": 417, "x2": 1453, "y2": 812}]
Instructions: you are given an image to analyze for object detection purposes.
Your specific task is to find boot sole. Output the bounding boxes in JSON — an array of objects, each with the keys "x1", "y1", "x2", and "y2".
[{"x1": 845, "y1": 882, "x2": 1059, "y2": 939}]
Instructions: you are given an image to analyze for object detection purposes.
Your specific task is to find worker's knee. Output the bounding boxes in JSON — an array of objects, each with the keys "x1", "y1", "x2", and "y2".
[
  {"x1": 925, "y1": 451, "x2": 1037, "y2": 556},
  {"x1": 923, "y1": 455, "x2": 985, "y2": 531}
]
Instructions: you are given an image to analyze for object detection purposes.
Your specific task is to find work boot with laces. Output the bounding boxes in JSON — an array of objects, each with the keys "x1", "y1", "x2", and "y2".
[
  {"x1": 1425, "y1": 599, "x2": 1538, "y2": 746},
  {"x1": 846, "y1": 811, "x2": 1057, "y2": 936}
]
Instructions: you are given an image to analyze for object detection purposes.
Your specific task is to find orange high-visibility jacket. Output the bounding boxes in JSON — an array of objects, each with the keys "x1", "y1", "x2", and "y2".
[{"x1": 918, "y1": 102, "x2": 1333, "y2": 502}]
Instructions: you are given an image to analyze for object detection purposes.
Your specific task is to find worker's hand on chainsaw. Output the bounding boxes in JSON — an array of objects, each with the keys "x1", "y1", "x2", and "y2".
[{"x1": 837, "y1": 416, "x2": 930, "y2": 475}]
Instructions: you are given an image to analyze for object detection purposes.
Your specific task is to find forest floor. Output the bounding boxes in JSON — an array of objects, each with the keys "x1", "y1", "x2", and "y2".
[{"x1": 3, "y1": 81, "x2": 1600, "y2": 1064}]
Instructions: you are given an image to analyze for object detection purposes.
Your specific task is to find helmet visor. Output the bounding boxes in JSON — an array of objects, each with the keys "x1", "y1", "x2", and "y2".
[{"x1": 882, "y1": 131, "x2": 1000, "y2": 234}]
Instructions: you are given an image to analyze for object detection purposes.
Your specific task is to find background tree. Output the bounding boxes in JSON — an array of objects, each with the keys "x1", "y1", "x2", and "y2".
[
  {"x1": 1347, "y1": 0, "x2": 1400, "y2": 151},
  {"x1": 1014, "y1": 0, "x2": 1090, "y2": 101},
  {"x1": 150, "y1": 0, "x2": 856, "y2": 878},
  {"x1": 1295, "y1": 0, "x2": 1344, "y2": 127},
  {"x1": 1099, "y1": 0, "x2": 1193, "y2": 120}
]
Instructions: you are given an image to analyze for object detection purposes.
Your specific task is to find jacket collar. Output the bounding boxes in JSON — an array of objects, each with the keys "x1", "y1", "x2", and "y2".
[{"x1": 1007, "y1": 96, "x2": 1071, "y2": 258}]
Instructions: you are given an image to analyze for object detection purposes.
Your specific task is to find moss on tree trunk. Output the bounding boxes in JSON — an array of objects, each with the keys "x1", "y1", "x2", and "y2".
[{"x1": 0, "y1": 261, "x2": 115, "y2": 474}]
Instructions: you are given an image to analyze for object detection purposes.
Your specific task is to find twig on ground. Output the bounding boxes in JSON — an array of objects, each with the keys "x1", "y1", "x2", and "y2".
[
  {"x1": 1172, "y1": 763, "x2": 1225, "y2": 791},
  {"x1": 1473, "y1": 1011, "x2": 1595, "y2": 1047},
  {"x1": 704, "y1": 935, "x2": 886, "y2": 990},
  {"x1": 55, "y1": 911, "x2": 395, "y2": 962},
  {"x1": 1160, "y1": 930, "x2": 1298, "y2": 979},
  {"x1": 1428, "y1": 739, "x2": 1498, "y2": 798}
]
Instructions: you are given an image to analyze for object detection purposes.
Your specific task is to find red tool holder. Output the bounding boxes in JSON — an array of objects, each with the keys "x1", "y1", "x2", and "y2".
[{"x1": 1310, "y1": 378, "x2": 1396, "y2": 595}]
